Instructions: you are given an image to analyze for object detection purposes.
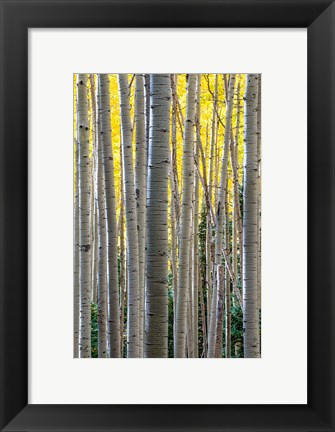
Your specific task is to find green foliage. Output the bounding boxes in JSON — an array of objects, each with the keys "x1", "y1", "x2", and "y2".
[
  {"x1": 91, "y1": 302, "x2": 98, "y2": 358},
  {"x1": 231, "y1": 299, "x2": 244, "y2": 358}
]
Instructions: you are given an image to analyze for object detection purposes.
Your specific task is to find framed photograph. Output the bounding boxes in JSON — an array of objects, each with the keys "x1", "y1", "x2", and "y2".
[{"x1": 1, "y1": 0, "x2": 334, "y2": 431}]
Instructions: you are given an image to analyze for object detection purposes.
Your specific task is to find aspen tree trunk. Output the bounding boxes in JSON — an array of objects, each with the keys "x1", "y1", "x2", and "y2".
[
  {"x1": 208, "y1": 74, "x2": 235, "y2": 358},
  {"x1": 174, "y1": 74, "x2": 197, "y2": 358},
  {"x1": 145, "y1": 74, "x2": 171, "y2": 358},
  {"x1": 231, "y1": 80, "x2": 243, "y2": 291},
  {"x1": 74, "y1": 139, "x2": 79, "y2": 358},
  {"x1": 119, "y1": 144, "x2": 125, "y2": 357},
  {"x1": 98, "y1": 74, "x2": 121, "y2": 358},
  {"x1": 77, "y1": 74, "x2": 91, "y2": 358},
  {"x1": 171, "y1": 75, "x2": 180, "y2": 339},
  {"x1": 257, "y1": 75, "x2": 262, "y2": 315},
  {"x1": 200, "y1": 270, "x2": 207, "y2": 358},
  {"x1": 214, "y1": 264, "x2": 224, "y2": 357},
  {"x1": 89, "y1": 75, "x2": 97, "y2": 305},
  {"x1": 232, "y1": 166, "x2": 237, "y2": 309},
  {"x1": 225, "y1": 195, "x2": 231, "y2": 358},
  {"x1": 171, "y1": 75, "x2": 179, "y2": 340},
  {"x1": 92, "y1": 208, "x2": 98, "y2": 304},
  {"x1": 135, "y1": 74, "x2": 146, "y2": 357},
  {"x1": 206, "y1": 75, "x2": 218, "y2": 333},
  {"x1": 187, "y1": 226, "x2": 194, "y2": 358},
  {"x1": 214, "y1": 124, "x2": 220, "y2": 211},
  {"x1": 118, "y1": 74, "x2": 140, "y2": 358},
  {"x1": 170, "y1": 173, "x2": 177, "y2": 326},
  {"x1": 232, "y1": 82, "x2": 238, "y2": 288},
  {"x1": 89, "y1": 75, "x2": 99, "y2": 308},
  {"x1": 192, "y1": 74, "x2": 201, "y2": 358},
  {"x1": 243, "y1": 74, "x2": 260, "y2": 358},
  {"x1": 209, "y1": 74, "x2": 218, "y2": 203},
  {"x1": 144, "y1": 74, "x2": 150, "y2": 160},
  {"x1": 171, "y1": 75, "x2": 181, "y2": 237},
  {"x1": 96, "y1": 84, "x2": 108, "y2": 358},
  {"x1": 206, "y1": 221, "x2": 212, "y2": 334}
]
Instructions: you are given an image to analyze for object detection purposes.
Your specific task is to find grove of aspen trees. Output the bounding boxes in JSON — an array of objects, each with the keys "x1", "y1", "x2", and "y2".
[{"x1": 74, "y1": 73, "x2": 261, "y2": 358}]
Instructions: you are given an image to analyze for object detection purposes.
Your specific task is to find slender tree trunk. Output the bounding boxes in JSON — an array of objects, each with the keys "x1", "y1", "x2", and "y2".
[
  {"x1": 171, "y1": 75, "x2": 181, "y2": 237},
  {"x1": 206, "y1": 220, "x2": 212, "y2": 335},
  {"x1": 225, "y1": 194, "x2": 231, "y2": 358},
  {"x1": 171, "y1": 75, "x2": 179, "y2": 342},
  {"x1": 257, "y1": 74, "x2": 262, "y2": 354},
  {"x1": 232, "y1": 83, "x2": 238, "y2": 295},
  {"x1": 170, "y1": 173, "x2": 177, "y2": 330},
  {"x1": 257, "y1": 74, "x2": 262, "y2": 315},
  {"x1": 89, "y1": 75, "x2": 98, "y2": 307},
  {"x1": 118, "y1": 74, "x2": 140, "y2": 358},
  {"x1": 243, "y1": 74, "x2": 260, "y2": 358},
  {"x1": 145, "y1": 74, "x2": 171, "y2": 358},
  {"x1": 74, "y1": 137, "x2": 80, "y2": 358},
  {"x1": 144, "y1": 74, "x2": 150, "y2": 163},
  {"x1": 135, "y1": 74, "x2": 146, "y2": 357},
  {"x1": 214, "y1": 264, "x2": 224, "y2": 357},
  {"x1": 200, "y1": 268, "x2": 207, "y2": 358},
  {"x1": 206, "y1": 75, "x2": 218, "y2": 335},
  {"x1": 77, "y1": 74, "x2": 91, "y2": 358},
  {"x1": 192, "y1": 74, "x2": 201, "y2": 358},
  {"x1": 187, "y1": 225, "x2": 194, "y2": 358},
  {"x1": 174, "y1": 74, "x2": 197, "y2": 358},
  {"x1": 119, "y1": 144, "x2": 125, "y2": 357},
  {"x1": 96, "y1": 83, "x2": 108, "y2": 358},
  {"x1": 231, "y1": 80, "x2": 243, "y2": 293},
  {"x1": 209, "y1": 74, "x2": 218, "y2": 203},
  {"x1": 214, "y1": 122, "x2": 220, "y2": 211},
  {"x1": 92, "y1": 207, "x2": 98, "y2": 304},
  {"x1": 208, "y1": 74, "x2": 235, "y2": 358},
  {"x1": 98, "y1": 74, "x2": 121, "y2": 357}
]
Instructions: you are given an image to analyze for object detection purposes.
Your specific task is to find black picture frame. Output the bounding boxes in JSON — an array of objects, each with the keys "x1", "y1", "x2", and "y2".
[{"x1": 1, "y1": 0, "x2": 334, "y2": 430}]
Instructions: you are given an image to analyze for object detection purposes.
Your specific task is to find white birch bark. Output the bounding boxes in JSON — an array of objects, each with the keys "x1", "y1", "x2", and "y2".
[
  {"x1": 243, "y1": 74, "x2": 260, "y2": 358},
  {"x1": 145, "y1": 74, "x2": 171, "y2": 358},
  {"x1": 207, "y1": 74, "x2": 235, "y2": 358},
  {"x1": 77, "y1": 74, "x2": 91, "y2": 358},
  {"x1": 98, "y1": 74, "x2": 121, "y2": 357},
  {"x1": 118, "y1": 74, "x2": 140, "y2": 358},
  {"x1": 135, "y1": 74, "x2": 146, "y2": 357},
  {"x1": 174, "y1": 74, "x2": 197, "y2": 358}
]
